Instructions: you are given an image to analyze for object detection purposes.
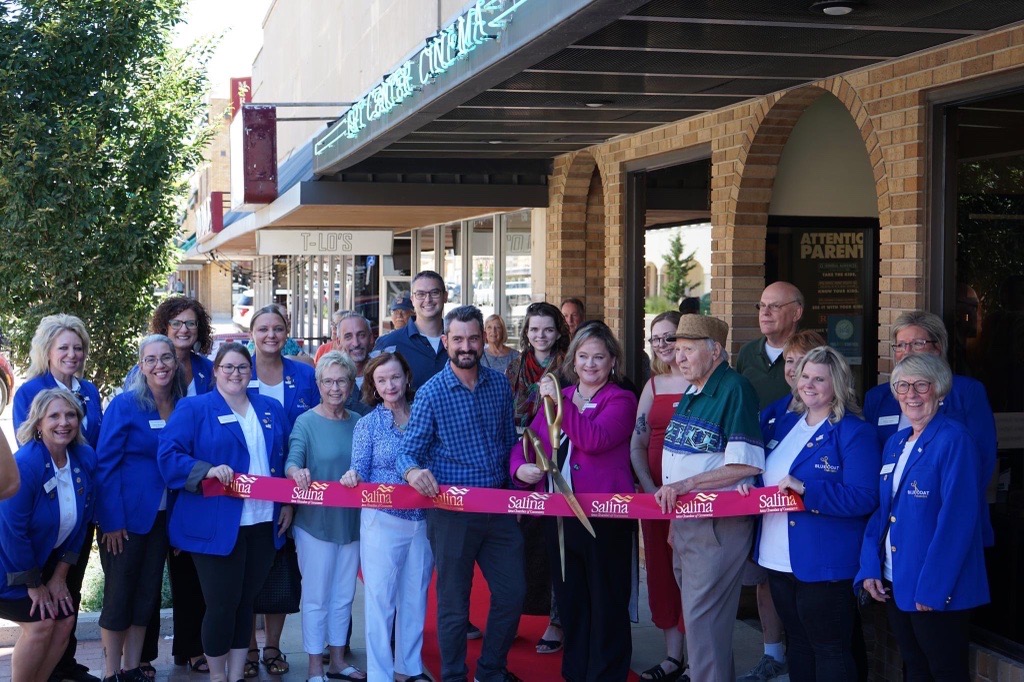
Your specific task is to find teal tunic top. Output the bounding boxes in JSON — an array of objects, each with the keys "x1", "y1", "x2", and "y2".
[{"x1": 286, "y1": 409, "x2": 360, "y2": 545}]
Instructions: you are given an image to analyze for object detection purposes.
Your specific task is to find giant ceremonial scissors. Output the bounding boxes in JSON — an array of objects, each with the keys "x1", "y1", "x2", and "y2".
[{"x1": 522, "y1": 372, "x2": 596, "y2": 579}]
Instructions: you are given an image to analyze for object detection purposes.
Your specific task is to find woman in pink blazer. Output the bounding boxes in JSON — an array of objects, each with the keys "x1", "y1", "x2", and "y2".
[{"x1": 510, "y1": 320, "x2": 638, "y2": 682}]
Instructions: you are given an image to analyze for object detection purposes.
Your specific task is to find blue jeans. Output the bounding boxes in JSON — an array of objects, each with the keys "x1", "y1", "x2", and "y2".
[
  {"x1": 427, "y1": 510, "x2": 525, "y2": 682},
  {"x1": 767, "y1": 570, "x2": 860, "y2": 682}
]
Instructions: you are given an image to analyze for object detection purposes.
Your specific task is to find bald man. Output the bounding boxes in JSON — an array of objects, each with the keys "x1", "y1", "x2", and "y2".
[
  {"x1": 734, "y1": 280, "x2": 803, "y2": 682},
  {"x1": 736, "y1": 281, "x2": 804, "y2": 410}
]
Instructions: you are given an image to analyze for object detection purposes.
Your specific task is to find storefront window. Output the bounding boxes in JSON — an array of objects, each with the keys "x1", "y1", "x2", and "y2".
[
  {"x1": 442, "y1": 221, "x2": 462, "y2": 313},
  {"x1": 944, "y1": 89, "x2": 1024, "y2": 649},
  {"x1": 470, "y1": 216, "x2": 495, "y2": 319},
  {"x1": 504, "y1": 210, "x2": 532, "y2": 342}
]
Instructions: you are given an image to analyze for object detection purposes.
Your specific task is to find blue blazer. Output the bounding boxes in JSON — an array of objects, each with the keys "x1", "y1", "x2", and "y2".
[
  {"x1": 0, "y1": 441, "x2": 96, "y2": 600},
  {"x1": 759, "y1": 393, "x2": 794, "y2": 446},
  {"x1": 863, "y1": 375, "x2": 996, "y2": 546},
  {"x1": 14, "y1": 374, "x2": 103, "y2": 448},
  {"x1": 158, "y1": 390, "x2": 289, "y2": 556},
  {"x1": 248, "y1": 356, "x2": 319, "y2": 428},
  {"x1": 95, "y1": 392, "x2": 174, "y2": 535},
  {"x1": 754, "y1": 411, "x2": 880, "y2": 582},
  {"x1": 855, "y1": 415, "x2": 989, "y2": 612},
  {"x1": 124, "y1": 352, "x2": 214, "y2": 396}
]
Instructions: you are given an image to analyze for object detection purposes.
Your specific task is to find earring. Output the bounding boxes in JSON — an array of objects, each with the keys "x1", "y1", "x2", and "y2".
[{"x1": 35, "y1": 430, "x2": 42, "y2": 441}]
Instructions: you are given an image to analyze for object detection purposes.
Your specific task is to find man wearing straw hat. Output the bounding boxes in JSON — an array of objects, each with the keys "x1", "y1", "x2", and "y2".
[{"x1": 655, "y1": 315, "x2": 765, "y2": 682}]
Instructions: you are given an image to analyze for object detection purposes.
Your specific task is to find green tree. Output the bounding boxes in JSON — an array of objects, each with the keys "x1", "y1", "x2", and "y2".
[
  {"x1": 0, "y1": 0, "x2": 213, "y2": 392},
  {"x1": 662, "y1": 229, "x2": 698, "y2": 305}
]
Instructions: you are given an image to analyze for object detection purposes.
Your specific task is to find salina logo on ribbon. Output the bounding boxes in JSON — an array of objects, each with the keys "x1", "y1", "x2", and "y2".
[
  {"x1": 435, "y1": 486, "x2": 470, "y2": 510},
  {"x1": 676, "y1": 492, "x2": 718, "y2": 517},
  {"x1": 361, "y1": 484, "x2": 396, "y2": 508},
  {"x1": 508, "y1": 491, "x2": 550, "y2": 514},
  {"x1": 291, "y1": 481, "x2": 329, "y2": 505},
  {"x1": 591, "y1": 493, "x2": 634, "y2": 517},
  {"x1": 758, "y1": 490, "x2": 799, "y2": 511},
  {"x1": 232, "y1": 475, "x2": 258, "y2": 495}
]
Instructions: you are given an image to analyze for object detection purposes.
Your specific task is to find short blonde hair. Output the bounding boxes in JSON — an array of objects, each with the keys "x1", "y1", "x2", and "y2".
[
  {"x1": 484, "y1": 314, "x2": 509, "y2": 346},
  {"x1": 27, "y1": 314, "x2": 90, "y2": 380},
  {"x1": 15, "y1": 388, "x2": 86, "y2": 446}
]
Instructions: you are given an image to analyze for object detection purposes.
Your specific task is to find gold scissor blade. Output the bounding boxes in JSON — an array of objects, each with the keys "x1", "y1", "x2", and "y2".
[{"x1": 549, "y1": 470, "x2": 597, "y2": 538}]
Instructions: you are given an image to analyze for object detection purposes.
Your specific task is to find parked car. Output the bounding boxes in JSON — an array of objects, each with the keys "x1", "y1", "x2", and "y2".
[{"x1": 232, "y1": 289, "x2": 255, "y2": 330}]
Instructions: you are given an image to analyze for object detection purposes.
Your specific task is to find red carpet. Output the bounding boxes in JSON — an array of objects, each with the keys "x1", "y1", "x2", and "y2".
[{"x1": 421, "y1": 566, "x2": 641, "y2": 681}]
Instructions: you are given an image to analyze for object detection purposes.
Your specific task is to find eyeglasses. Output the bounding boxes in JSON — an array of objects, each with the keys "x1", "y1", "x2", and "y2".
[
  {"x1": 168, "y1": 320, "x2": 198, "y2": 330},
  {"x1": 142, "y1": 353, "x2": 175, "y2": 368},
  {"x1": 892, "y1": 339, "x2": 935, "y2": 353},
  {"x1": 648, "y1": 335, "x2": 673, "y2": 347},
  {"x1": 412, "y1": 289, "x2": 443, "y2": 301},
  {"x1": 217, "y1": 363, "x2": 251, "y2": 375},
  {"x1": 894, "y1": 380, "x2": 933, "y2": 395},
  {"x1": 319, "y1": 378, "x2": 351, "y2": 388},
  {"x1": 755, "y1": 301, "x2": 799, "y2": 312}
]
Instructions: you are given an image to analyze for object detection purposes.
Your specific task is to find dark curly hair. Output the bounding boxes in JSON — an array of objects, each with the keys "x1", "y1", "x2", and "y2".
[{"x1": 150, "y1": 297, "x2": 213, "y2": 355}]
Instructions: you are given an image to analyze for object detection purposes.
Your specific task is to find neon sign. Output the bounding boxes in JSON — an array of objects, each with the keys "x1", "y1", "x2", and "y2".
[{"x1": 315, "y1": 0, "x2": 529, "y2": 157}]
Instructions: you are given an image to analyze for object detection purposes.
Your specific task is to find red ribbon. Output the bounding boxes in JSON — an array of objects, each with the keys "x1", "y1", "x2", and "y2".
[{"x1": 202, "y1": 475, "x2": 804, "y2": 520}]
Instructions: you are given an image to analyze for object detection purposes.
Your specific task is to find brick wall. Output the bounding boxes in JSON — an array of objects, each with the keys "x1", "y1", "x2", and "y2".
[{"x1": 545, "y1": 23, "x2": 1024, "y2": 366}]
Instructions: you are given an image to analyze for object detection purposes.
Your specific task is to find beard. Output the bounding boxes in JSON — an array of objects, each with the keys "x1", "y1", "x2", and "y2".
[{"x1": 451, "y1": 351, "x2": 480, "y2": 369}]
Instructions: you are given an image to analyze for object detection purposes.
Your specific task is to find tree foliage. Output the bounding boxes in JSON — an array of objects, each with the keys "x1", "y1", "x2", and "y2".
[
  {"x1": 662, "y1": 229, "x2": 698, "y2": 305},
  {"x1": 0, "y1": 0, "x2": 212, "y2": 393}
]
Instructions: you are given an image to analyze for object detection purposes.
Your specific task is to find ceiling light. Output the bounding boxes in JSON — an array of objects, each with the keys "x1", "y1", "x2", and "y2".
[
  {"x1": 584, "y1": 100, "x2": 612, "y2": 108},
  {"x1": 487, "y1": 140, "x2": 503, "y2": 144},
  {"x1": 810, "y1": 1, "x2": 858, "y2": 15}
]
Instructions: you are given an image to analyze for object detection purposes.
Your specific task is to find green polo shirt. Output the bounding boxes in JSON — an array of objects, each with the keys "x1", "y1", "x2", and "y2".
[
  {"x1": 662, "y1": 361, "x2": 765, "y2": 489},
  {"x1": 736, "y1": 336, "x2": 789, "y2": 409}
]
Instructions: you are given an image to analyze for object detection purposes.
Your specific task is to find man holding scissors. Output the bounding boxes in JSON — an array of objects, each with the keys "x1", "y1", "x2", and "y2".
[
  {"x1": 655, "y1": 315, "x2": 765, "y2": 682},
  {"x1": 396, "y1": 305, "x2": 524, "y2": 682}
]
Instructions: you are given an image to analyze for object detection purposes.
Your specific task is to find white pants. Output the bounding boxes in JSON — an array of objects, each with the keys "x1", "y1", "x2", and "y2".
[
  {"x1": 293, "y1": 525, "x2": 360, "y2": 654},
  {"x1": 360, "y1": 508, "x2": 434, "y2": 679}
]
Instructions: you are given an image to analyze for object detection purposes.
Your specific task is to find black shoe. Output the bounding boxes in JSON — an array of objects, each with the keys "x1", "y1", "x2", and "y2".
[
  {"x1": 467, "y1": 622, "x2": 483, "y2": 640},
  {"x1": 120, "y1": 669, "x2": 148, "y2": 682},
  {"x1": 474, "y1": 670, "x2": 521, "y2": 682},
  {"x1": 52, "y1": 665, "x2": 101, "y2": 682}
]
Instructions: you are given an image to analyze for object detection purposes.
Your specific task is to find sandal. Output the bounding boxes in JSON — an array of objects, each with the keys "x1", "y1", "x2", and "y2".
[
  {"x1": 640, "y1": 656, "x2": 685, "y2": 681},
  {"x1": 536, "y1": 623, "x2": 563, "y2": 654},
  {"x1": 326, "y1": 665, "x2": 366, "y2": 680},
  {"x1": 262, "y1": 646, "x2": 290, "y2": 675},
  {"x1": 244, "y1": 649, "x2": 260, "y2": 678},
  {"x1": 139, "y1": 663, "x2": 157, "y2": 680},
  {"x1": 189, "y1": 656, "x2": 210, "y2": 674}
]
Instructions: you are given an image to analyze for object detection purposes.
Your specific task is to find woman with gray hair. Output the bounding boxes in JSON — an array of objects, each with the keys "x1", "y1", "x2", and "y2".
[
  {"x1": 862, "y1": 310, "x2": 997, "y2": 547},
  {"x1": 95, "y1": 335, "x2": 185, "y2": 682},
  {"x1": 857, "y1": 353, "x2": 989, "y2": 680},
  {"x1": 738, "y1": 346, "x2": 879, "y2": 681},
  {"x1": 286, "y1": 351, "x2": 365, "y2": 681}
]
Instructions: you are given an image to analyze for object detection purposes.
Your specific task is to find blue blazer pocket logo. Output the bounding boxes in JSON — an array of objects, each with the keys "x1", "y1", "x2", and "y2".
[
  {"x1": 907, "y1": 480, "x2": 930, "y2": 499},
  {"x1": 814, "y1": 455, "x2": 839, "y2": 473}
]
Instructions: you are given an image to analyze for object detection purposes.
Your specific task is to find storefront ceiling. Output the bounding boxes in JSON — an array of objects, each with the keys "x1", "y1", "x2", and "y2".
[{"x1": 353, "y1": 0, "x2": 1024, "y2": 163}]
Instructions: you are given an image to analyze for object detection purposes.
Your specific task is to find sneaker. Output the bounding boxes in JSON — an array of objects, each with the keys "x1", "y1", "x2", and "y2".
[
  {"x1": 474, "y1": 670, "x2": 521, "y2": 682},
  {"x1": 737, "y1": 654, "x2": 788, "y2": 681},
  {"x1": 467, "y1": 622, "x2": 483, "y2": 640}
]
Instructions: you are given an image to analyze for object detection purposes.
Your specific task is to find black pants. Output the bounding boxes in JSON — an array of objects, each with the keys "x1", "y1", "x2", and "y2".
[
  {"x1": 885, "y1": 597, "x2": 971, "y2": 681},
  {"x1": 98, "y1": 514, "x2": 168, "y2": 631},
  {"x1": 141, "y1": 547, "x2": 207, "y2": 662},
  {"x1": 191, "y1": 523, "x2": 275, "y2": 657},
  {"x1": 767, "y1": 570, "x2": 860, "y2": 682},
  {"x1": 545, "y1": 517, "x2": 633, "y2": 682},
  {"x1": 427, "y1": 509, "x2": 525, "y2": 682},
  {"x1": 54, "y1": 523, "x2": 95, "y2": 675}
]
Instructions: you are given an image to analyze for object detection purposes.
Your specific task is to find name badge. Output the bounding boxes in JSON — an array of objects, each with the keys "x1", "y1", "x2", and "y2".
[
  {"x1": 149, "y1": 419, "x2": 166, "y2": 429},
  {"x1": 582, "y1": 402, "x2": 598, "y2": 410},
  {"x1": 878, "y1": 415, "x2": 899, "y2": 426},
  {"x1": 248, "y1": 380, "x2": 260, "y2": 389},
  {"x1": 766, "y1": 439, "x2": 779, "y2": 450},
  {"x1": 880, "y1": 463, "x2": 896, "y2": 475},
  {"x1": 218, "y1": 414, "x2": 238, "y2": 425},
  {"x1": 43, "y1": 478, "x2": 58, "y2": 494}
]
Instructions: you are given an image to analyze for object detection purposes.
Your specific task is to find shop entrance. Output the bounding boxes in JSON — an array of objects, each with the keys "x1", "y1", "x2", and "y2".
[{"x1": 937, "y1": 87, "x2": 1024, "y2": 653}]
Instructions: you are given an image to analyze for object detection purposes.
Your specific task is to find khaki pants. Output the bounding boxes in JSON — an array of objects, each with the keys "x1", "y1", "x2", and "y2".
[{"x1": 671, "y1": 516, "x2": 754, "y2": 682}]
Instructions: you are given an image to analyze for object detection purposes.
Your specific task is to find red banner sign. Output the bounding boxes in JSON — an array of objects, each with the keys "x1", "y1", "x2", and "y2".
[{"x1": 202, "y1": 475, "x2": 804, "y2": 521}]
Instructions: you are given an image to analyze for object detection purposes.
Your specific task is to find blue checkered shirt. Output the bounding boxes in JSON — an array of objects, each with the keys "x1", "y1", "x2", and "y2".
[{"x1": 395, "y1": 363, "x2": 517, "y2": 489}]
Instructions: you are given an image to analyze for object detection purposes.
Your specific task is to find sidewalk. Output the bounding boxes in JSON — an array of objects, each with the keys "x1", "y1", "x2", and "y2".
[{"x1": 0, "y1": 575, "x2": 784, "y2": 681}]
